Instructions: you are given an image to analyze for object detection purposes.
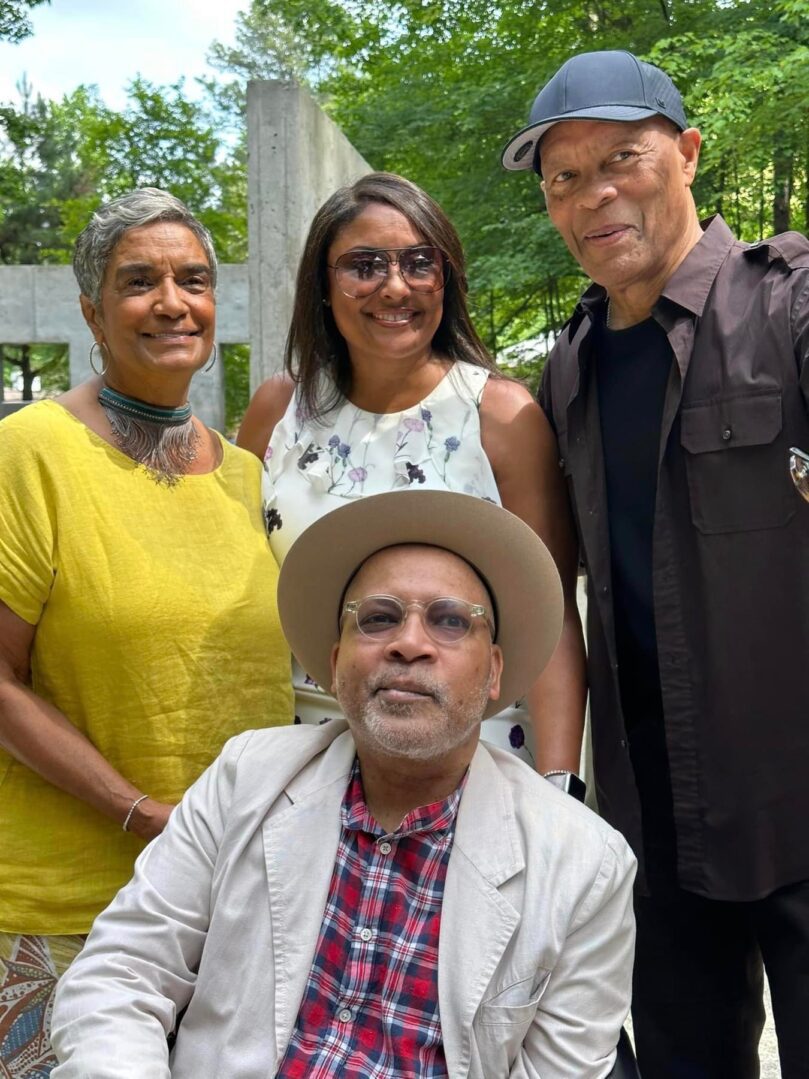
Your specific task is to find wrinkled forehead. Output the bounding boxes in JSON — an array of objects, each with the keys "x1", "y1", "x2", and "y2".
[
  {"x1": 539, "y1": 114, "x2": 676, "y2": 170},
  {"x1": 342, "y1": 543, "x2": 495, "y2": 610}
]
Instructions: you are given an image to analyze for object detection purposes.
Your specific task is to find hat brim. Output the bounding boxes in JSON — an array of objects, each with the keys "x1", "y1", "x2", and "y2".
[
  {"x1": 277, "y1": 490, "x2": 563, "y2": 720},
  {"x1": 501, "y1": 105, "x2": 660, "y2": 171}
]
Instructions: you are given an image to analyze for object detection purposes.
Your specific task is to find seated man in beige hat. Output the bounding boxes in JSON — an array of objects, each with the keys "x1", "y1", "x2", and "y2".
[{"x1": 51, "y1": 490, "x2": 636, "y2": 1079}]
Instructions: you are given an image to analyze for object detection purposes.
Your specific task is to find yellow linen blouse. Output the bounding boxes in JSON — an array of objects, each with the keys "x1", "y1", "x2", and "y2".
[{"x1": 0, "y1": 401, "x2": 292, "y2": 934}]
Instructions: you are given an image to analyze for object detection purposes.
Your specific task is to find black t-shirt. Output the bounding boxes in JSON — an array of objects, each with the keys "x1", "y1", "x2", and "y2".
[{"x1": 596, "y1": 314, "x2": 678, "y2": 887}]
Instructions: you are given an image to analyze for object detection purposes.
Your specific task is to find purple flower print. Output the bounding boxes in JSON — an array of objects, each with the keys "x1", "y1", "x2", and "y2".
[
  {"x1": 348, "y1": 467, "x2": 367, "y2": 483},
  {"x1": 421, "y1": 408, "x2": 432, "y2": 423},
  {"x1": 444, "y1": 436, "x2": 461, "y2": 453},
  {"x1": 406, "y1": 461, "x2": 426, "y2": 485},
  {"x1": 263, "y1": 445, "x2": 274, "y2": 461},
  {"x1": 508, "y1": 724, "x2": 525, "y2": 750},
  {"x1": 404, "y1": 417, "x2": 424, "y2": 432},
  {"x1": 328, "y1": 434, "x2": 341, "y2": 448},
  {"x1": 337, "y1": 442, "x2": 351, "y2": 460}
]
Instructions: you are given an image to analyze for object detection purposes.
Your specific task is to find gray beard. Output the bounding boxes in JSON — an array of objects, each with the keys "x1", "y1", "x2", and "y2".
[{"x1": 335, "y1": 665, "x2": 493, "y2": 761}]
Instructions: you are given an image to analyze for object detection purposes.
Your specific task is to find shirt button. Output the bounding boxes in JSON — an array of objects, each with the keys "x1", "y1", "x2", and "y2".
[
  {"x1": 359, "y1": 927, "x2": 373, "y2": 942},
  {"x1": 722, "y1": 427, "x2": 732, "y2": 441},
  {"x1": 558, "y1": 457, "x2": 565, "y2": 470},
  {"x1": 379, "y1": 841, "x2": 392, "y2": 854},
  {"x1": 338, "y1": 1007, "x2": 353, "y2": 1023}
]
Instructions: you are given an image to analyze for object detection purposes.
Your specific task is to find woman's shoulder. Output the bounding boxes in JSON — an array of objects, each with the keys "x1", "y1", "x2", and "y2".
[
  {"x1": 236, "y1": 374, "x2": 297, "y2": 460},
  {"x1": 479, "y1": 373, "x2": 539, "y2": 420},
  {"x1": 0, "y1": 400, "x2": 71, "y2": 458}
]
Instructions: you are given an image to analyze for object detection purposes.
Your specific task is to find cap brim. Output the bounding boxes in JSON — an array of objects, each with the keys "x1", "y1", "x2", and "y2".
[
  {"x1": 501, "y1": 105, "x2": 659, "y2": 171},
  {"x1": 277, "y1": 490, "x2": 563, "y2": 719}
]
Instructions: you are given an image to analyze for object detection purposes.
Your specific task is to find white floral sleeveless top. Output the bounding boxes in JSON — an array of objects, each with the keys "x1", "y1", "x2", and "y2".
[
  {"x1": 261, "y1": 361, "x2": 535, "y2": 766},
  {"x1": 262, "y1": 362, "x2": 500, "y2": 564}
]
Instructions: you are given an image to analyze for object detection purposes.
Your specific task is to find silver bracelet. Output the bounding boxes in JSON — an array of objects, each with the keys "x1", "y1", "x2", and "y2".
[
  {"x1": 542, "y1": 769, "x2": 571, "y2": 779},
  {"x1": 122, "y1": 794, "x2": 149, "y2": 833}
]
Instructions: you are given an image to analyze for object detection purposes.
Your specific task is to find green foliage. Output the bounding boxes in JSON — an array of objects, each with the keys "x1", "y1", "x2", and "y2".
[
  {"x1": 209, "y1": 0, "x2": 809, "y2": 387},
  {"x1": 222, "y1": 343, "x2": 251, "y2": 437},
  {"x1": 0, "y1": 0, "x2": 48, "y2": 43},
  {"x1": 1, "y1": 343, "x2": 68, "y2": 399}
]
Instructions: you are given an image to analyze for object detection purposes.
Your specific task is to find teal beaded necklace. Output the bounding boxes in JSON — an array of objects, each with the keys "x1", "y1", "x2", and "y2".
[
  {"x1": 98, "y1": 386, "x2": 192, "y2": 426},
  {"x1": 98, "y1": 384, "x2": 199, "y2": 485}
]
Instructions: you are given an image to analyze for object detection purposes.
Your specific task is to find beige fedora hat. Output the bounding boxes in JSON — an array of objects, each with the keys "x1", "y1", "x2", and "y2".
[{"x1": 277, "y1": 490, "x2": 563, "y2": 719}]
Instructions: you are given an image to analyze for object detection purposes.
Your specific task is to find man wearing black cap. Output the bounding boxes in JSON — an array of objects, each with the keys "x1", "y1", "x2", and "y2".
[{"x1": 503, "y1": 49, "x2": 809, "y2": 1079}]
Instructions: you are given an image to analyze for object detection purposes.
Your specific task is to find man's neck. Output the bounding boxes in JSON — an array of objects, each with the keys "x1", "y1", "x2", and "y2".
[
  {"x1": 356, "y1": 741, "x2": 476, "y2": 834},
  {"x1": 607, "y1": 215, "x2": 704, "y2": 330}
]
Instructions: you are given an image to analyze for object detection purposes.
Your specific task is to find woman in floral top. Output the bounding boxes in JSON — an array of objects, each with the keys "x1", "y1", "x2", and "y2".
[{"x1": 238, "y1": 172, "x2": 585, "y2": 773}]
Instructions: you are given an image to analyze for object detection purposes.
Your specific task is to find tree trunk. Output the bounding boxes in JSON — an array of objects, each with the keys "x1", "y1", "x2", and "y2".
[
  {"x1": 21, "y1": 345, "x2": 36, "y2": 400},
  {"x1": 773, "y1": 139, "x2": 792, "y2": 233}
]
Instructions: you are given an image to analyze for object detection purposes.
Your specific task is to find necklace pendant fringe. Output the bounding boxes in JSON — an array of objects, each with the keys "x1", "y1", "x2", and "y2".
[{"x1": 99, "y1": 404, "x2": 201, "y2": 486}]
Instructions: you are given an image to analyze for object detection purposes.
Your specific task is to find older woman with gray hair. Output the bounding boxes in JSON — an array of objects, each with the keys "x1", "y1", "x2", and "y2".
[{"x1": 0, "y1": 188, "x2": 292, "y2": 1073}]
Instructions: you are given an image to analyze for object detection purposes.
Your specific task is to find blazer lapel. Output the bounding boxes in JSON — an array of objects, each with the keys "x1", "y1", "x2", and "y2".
[
  {"x1": 438, "y1": 746, "x2": 524, "y2": 1077},
  {"x1": 262, "y1": 731, "x2": 357, "y2": 1059}
]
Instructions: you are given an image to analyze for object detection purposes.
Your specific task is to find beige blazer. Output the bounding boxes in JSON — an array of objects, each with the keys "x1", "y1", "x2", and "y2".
[{"x1": 52, "y1": 722, "x2": 636, "y2": 1078}]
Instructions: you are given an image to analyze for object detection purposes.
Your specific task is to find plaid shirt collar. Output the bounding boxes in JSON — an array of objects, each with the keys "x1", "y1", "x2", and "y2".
[{"x1": 341, "y1": 757, "x2": 467, "y2": 839}]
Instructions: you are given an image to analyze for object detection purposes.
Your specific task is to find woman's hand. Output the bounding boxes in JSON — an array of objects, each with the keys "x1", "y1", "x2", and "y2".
[{"x1": 126, "y1": 797, "x2": 176, "y2": 842}]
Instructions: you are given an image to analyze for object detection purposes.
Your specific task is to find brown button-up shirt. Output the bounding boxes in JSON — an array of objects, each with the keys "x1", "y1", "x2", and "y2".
[{"x1": 540, "y1": 216, "x2": 809, "y2": 900}]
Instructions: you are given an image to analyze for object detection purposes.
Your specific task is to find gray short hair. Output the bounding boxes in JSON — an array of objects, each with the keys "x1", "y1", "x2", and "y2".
[{"x1": 72, "y1": 187, "x2": 218, "y2": 304}]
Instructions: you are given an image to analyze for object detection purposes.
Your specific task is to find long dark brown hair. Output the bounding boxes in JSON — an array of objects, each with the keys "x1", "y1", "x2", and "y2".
[{"x1": 285, "y1": 172, "x2": 498, "y2": 420}]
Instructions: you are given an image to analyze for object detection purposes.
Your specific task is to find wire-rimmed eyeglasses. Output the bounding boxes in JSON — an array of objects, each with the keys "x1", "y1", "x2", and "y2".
[
  {"x1": 341, "y1": 595, "x2": 494, "y2": 645},
  {"x1": 327, "y1": 246, "x2": 449, "y2": 299},
  {"x1": 789, "y1": 446, "x2": 809, "y2": 503}
]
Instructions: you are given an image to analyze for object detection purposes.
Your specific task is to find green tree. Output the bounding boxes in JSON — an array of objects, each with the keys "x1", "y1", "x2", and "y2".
[
  {"x1": 209, "y1": 0, "x2": 808, "y2": 373},
  {"x1": 0, "y1": 0, "x2": 48, "y2": 42}
]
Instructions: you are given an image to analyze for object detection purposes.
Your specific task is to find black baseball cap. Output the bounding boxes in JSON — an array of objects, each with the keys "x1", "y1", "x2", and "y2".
[{"x1": 502, "y1": 50, "x2": 688, "y2": 174}]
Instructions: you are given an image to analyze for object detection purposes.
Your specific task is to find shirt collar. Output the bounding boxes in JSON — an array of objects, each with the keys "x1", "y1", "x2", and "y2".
[
  {"x1": 578, "y1": 214, "x2": 737, "y2": 323},
  {"x1": 341, "y1": 756, "x2": 468, "y2": 839}
]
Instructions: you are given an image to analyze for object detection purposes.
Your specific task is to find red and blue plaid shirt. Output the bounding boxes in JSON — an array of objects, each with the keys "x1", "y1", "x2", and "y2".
[{"x1": 275, "y1": 758, "x2": 467, "y2": 1078}]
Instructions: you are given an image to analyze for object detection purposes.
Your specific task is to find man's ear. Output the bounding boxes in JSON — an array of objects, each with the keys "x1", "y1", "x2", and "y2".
[
  {"x1": 79, "y1": 294, "x2": 104, "y2": 343},
  {"x1": 679, "y1": 127, "x2": 702, "y2": 187},
  {"x1": 488, "y1": 645, "x2": 504, "y2": 703},
  {"x1": 329, "y1": 642, "x2": 340, "y2": 696}
]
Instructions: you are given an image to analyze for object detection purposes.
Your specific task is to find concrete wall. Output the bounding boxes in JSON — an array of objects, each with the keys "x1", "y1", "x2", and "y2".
[
  {"x1": 247, "y1": 81, "x2": 372, "y2": 391},
  {"x1": 0, "y1": 264, "x2": 249, "y2": 429}
]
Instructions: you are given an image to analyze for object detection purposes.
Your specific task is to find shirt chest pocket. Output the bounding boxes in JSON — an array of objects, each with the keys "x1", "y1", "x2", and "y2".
[{"x1": 680, "y1": 392, "x2": 795, "y2": 534}]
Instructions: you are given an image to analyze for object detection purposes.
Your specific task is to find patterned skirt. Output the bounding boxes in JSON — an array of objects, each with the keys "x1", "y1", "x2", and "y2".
[{"x1": 0, "y1": 933, "x2": 85, "y2": 1077}]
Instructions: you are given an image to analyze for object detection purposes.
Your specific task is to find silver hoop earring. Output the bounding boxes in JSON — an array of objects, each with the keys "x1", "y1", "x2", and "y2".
[
  {"x1": 89, "y1": 342, "x2": 108, "y2": 376},
  {"x1": 203, "y1": 344, "x2": 217, "y2": 374}
]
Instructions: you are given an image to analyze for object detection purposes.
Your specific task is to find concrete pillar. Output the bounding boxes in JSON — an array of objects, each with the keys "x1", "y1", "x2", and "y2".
[{"x1": 246, "y1": 80, "x2": 372, "y2": 391}]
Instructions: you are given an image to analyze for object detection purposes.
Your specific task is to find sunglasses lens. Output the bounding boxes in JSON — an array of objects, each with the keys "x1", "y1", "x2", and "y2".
[
  {"x1": 333, "y1": 247, "x2": 445, "y2": 297},
  {"x1": 334, "y1": 252, "x2": 388, "y2": 298},
  {"x1": 399, "y1": 247, "x2": 445, "y2": 292}
]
